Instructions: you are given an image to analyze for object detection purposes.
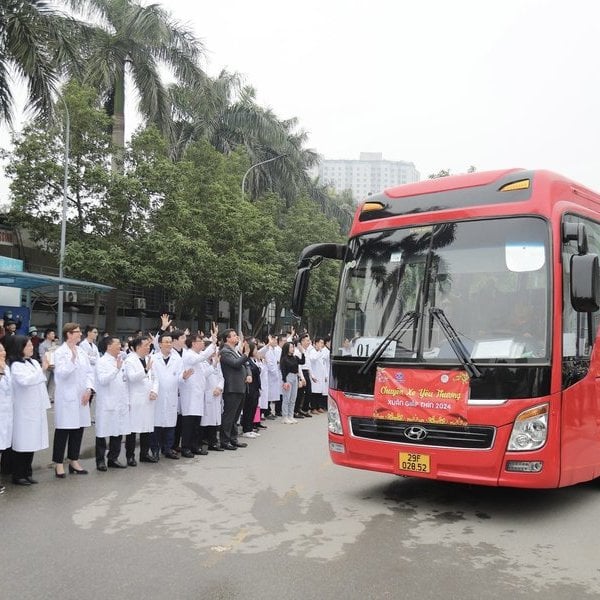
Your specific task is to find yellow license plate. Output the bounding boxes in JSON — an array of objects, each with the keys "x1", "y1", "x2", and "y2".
[{"x1": 399, "y1": 452, "x2": 430, "y2": 474}]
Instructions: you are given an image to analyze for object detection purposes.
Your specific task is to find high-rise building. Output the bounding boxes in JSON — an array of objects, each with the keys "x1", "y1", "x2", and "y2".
[{"x1": 318, "y1": 152, "x2": 420, "y2": 202}]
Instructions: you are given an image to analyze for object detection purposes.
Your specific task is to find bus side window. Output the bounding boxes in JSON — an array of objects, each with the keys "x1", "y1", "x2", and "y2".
[{"x1": 562, "y1": 215, "x2": 600, "y2": 377}]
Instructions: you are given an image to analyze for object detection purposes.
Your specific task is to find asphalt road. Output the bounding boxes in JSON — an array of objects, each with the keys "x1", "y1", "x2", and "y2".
[{"x1": 1, "y1": 414, "x2": 599, "y2": 600}]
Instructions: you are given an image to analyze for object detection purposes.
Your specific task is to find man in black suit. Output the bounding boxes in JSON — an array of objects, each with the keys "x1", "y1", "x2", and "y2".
[{"x1": 219, "y1": 329, "x2": 251, "y2": 450}]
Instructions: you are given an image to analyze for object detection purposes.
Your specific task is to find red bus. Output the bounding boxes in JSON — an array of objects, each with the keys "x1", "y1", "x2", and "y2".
[{"x1": 291, "y1": 168, "x2": 600, "y2": 488}]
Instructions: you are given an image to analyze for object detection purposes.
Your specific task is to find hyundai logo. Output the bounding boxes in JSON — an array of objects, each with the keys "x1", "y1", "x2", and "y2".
[{"x1": 404, "y1": 426, "x2": 428, "y2": 441}]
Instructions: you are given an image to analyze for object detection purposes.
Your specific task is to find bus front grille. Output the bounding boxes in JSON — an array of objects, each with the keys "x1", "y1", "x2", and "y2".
[{"x1": 349, "y1": 418, "x2": 495, "y2": 449}]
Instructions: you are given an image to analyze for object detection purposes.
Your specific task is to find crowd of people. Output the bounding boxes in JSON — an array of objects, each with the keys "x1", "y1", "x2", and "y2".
[{"x1": 0, "y1": 315, "x2": 331, "y2": 493}]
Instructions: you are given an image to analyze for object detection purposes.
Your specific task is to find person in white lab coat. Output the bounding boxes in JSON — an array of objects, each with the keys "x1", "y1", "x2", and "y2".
[
  {"x1": 79, "y1": 325, "x2": 100, "y2": 366},
  {"x1": 0, "y1": 342, "x2": 11, "y2": 441},
  {"x1": 0, "y1": 342, "x2": 12, "y2": 493},
  {"x1": 180, "y1": 333, "x2": 217, "y2": 457},
  {"x1": 94, "y1": 337, "x2": 130, "y2": 470},
  {"x1": 308, "y1": 337, "x2": 328, "y2": 412},
  {"x1": 200, "y1": 352, "x2": 224, "y2": 451},
  {"x1": 52, "y1": 322, "x2": 94, "y2": 478},
  {"x1": 265, "y1": 335, "x2": 284, "y2": 418},
  {"x1": 151, "y1": 333, "x2": 193, "y2": 459},
  {"x1": 124, "y1": 337, "x2": 159, "y2": 464},
  {"x1": 6, "y1": 335, "x2": 50, "y2": 485}
]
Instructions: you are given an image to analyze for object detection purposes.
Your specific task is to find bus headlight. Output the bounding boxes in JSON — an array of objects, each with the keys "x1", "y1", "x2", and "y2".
[
  {"x1": 328, "y1": 396, "x2": 343, "y2": 435},
  {"x1": 507, "y1": 404, "x2": 548, "y2": 451}
]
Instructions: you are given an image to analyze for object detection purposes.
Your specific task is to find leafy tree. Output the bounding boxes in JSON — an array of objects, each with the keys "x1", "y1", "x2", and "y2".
[
  {"x1": 169, "y1": 74, "x2": 319, "y2": 205},
  {"x1": 158, "y1": 141, "x2": 281, "y2": 315},
  {"x1": 69, "y1": 0, "x2": 205, "y2": 168},
  {"x1": 5, "y1": 83, "x2": 166, "y2": 321},
  {"x1": 0, "y1": 0, "x2": 85, "y2": 124},
  {"x1": 6, "y1": 81, "x2": 112, "y2": 247},
  {"x1": 267, "y1": 195, "x2": 345, "y2": 334}
]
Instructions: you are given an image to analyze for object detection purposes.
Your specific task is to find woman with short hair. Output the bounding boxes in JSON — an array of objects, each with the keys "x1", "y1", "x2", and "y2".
[
  {"x1": 52, "y1": 323, "x2": 94, "y2": 477},
  {"x1": 6, "y1": 335, "x2": 50, "y2": 485},
  {"x1": 0, "y1": 342, "x2": 12, "y2": 493}
]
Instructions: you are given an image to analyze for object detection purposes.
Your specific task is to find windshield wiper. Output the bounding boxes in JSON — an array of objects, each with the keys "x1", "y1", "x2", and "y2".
[
  {"x1": 358, "y1": 310, "x2": 418, "y2": 375},
  {"x1": 429, "y1": 307, "x2": 481, "y2": 378}
]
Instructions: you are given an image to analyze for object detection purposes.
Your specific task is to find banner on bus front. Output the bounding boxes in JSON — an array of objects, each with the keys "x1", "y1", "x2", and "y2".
[{"x1": 373, "y1": 367, "x2": 470, "y2": 425}]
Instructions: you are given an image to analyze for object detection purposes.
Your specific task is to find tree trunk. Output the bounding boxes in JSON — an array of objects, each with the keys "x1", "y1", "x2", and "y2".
[
  {"x1": 104, "y1": 289, "x2": 118, "y2": 334},
  {"x1": 105, "y1": 66, "x2": 126, "y2": 333},
  {"x1": 93, "y1": 292, "x2": 101, "y2": 324},
  {"x1": 273, "y1": 300, "x2": 283, "y2": 334}
]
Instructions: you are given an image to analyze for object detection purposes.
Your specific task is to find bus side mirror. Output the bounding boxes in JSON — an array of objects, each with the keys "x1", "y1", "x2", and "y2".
[
  {"x1": 571, "y1": 253, "x2": 600, "y2": 312},
  {"x1": 291, "y1": 266, "x2": 311, "y2": 318},
  {"x1": 290, "y1": 243, "x2": 346, "y2": 318}
]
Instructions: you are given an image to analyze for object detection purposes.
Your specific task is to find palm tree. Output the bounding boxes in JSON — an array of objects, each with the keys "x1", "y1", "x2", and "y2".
[
  {"x1": 69, "y1": 0, "x2": 205, "y2": 169},
  {"x1": 169, "y1": 73, "x2": 320, "y2": 204},
  {"x1": 0, "y1": 0, "x2": 83, "y2": 124}
]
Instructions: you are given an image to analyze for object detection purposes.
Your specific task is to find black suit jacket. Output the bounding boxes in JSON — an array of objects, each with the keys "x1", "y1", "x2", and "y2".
[{"x1": 220, "y1": 345, "x2": 251, "y2": 394}]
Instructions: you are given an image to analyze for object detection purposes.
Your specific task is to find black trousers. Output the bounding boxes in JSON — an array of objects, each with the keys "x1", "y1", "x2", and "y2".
[
  {"x1": 153, "y1": 426, "x2": 175, "y2": 454},
  {"x1": 125, "y1": 432, "x2": 152, "y2": 458},
  {"x1": 96, "y1": 435, "x2": 122, "y2": 464},
  {"x1": 181, "y1": 415, "x2": 201, "y2": 450},
  {"x1": 241, "y1": 391, "x2": 259, "y2": 433},
  {"x1": 52, "y1": 427, "x2": 84, "y2": 462},
  {"x1": 221, "y1": 392, "x2": 244, "y2": 445},
  {"x1": 297, "y1": 372, "x2": 312, "y2": 413},
  {"x1": 11, "y1": 450, "x2": 33, "y2": 480},
  {"x1": 173, "y1": 413, "x2": 182, "y2": 450},
  {"x1": 200, "y1": 425, "x2": 219, "y2": 446}
]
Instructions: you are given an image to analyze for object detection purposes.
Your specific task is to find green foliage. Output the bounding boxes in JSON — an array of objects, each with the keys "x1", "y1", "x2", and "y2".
[
  {"x1": 2, "y1": 2, "x2": 350, "y2": 332},
  {"x1": 0, "y1": 0, "x2": 86, "y2": 124}
]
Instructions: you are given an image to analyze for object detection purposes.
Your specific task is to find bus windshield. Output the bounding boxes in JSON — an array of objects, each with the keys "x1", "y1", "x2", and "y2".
[{"x1": 332, "y1": 217, "x2": 550, "y2": 363}]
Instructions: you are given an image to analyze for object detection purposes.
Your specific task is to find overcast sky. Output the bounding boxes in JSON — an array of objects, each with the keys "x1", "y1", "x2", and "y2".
[
  {"x1": 2, "y1": 0, "x2": 599, "y2": 201},
  {"x1": 155, "y1": 0, "x2": 600, "y2": 186}
]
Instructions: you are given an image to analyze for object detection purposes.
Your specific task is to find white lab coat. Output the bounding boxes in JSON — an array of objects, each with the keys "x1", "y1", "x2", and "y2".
[
  {"x1": 202, "y1": 362, "x2": 224, "y2": 426},
  {"x1": 266, "y1": 345, "x2": 282, "y2": 402},
  {"x1": 11, "y1": 359, "x2": 50, "y2": 452},
  {"x1": 124, "y1": 352, "x2": 158, "y2": 433},
  {"x1": 54, "y1": 343, "x2": 93, "y2": 429},
  {"x1": 152, "y1": 351, "x2": 184, "y2": 427},
  {"x1": 0, "y1": 370, "x2": 12, "y2": 450},
  {"x1": 180, "y1": 344, "x2": 216, "y2": 416},
  {"x1": 79, "y1": 339, "x2": 100, "y2": 366},
  {"x1": 258, "y1": 358, "x2": 269, "y2": 410},
  {"x1": 94, "y1": 353, "x2": 130, "y2": 437},
  {"x1": 308, "y1": 347, "x2": 328, "y2": 395}
]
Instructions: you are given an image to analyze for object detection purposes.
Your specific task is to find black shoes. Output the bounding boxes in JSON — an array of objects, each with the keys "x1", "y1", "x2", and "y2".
[
  {"x1": 139, "y1": 453, "x2": 159, "y2": 463},
  {"x1": 54, "y1": 466, "x2": 66, "y2": 479},
  {"x1": 180, "y1": 449, "x2": 195, "y2": 458},
  {"x1": 107, "y1": 460, "x2": 126, "y2": 469},
  {"x1": 127, "y1": 457, "x2": 137, "y2": 467},
  {"x1": 208, "y1": 445, "x2": 224, "y2": 452},
  {"x1": 192, "y1": 447, "x2": 209, "y2": 456},
  {"x1": 221, "y1": 443, "x2": 237, "y2": 451},
  {"x1": 12, "y1": 478, "x2": 31, "y2": 486},
  {"x1": 233, "y1": 441, "x2": 248, "y2": 448},
  {"x1": 255, "y1": 423, "x2": 268, "y2": 429},
  {"x1": 68, "y1": 465, "x2": 88, "y2": 475},
  {"x1": 97, "y1": 462, "x2": 108, "y2": 472},
  {"x1": 26, "y1": 476, "x2": 38, "y2": 484},
  {"x1": 294, "y1": 413, "x2": 305, "y2": 419},
  {"x1": 163, "y1": 450, "x2": 180, "y2": 459},
  {"x1": 300, "y1": 411, "x2": 312, "y2": 418}
]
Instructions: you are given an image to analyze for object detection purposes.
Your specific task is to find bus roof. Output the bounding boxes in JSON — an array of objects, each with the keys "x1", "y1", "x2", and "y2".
[
  {"x1": 384, "y1": 169, "x2": 525, "y2": 199},
  {"x1": 356, "y1": 169, "x2": 600, "y2": 226}
]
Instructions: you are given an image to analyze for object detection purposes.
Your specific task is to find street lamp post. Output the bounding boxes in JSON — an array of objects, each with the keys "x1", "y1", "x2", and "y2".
[
  {"x1": 237, "y1": 154, "x2": 286, "y2": 335},
  {"x1": 57, "y1": 97, "x2": 70, "y2": 335}
]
